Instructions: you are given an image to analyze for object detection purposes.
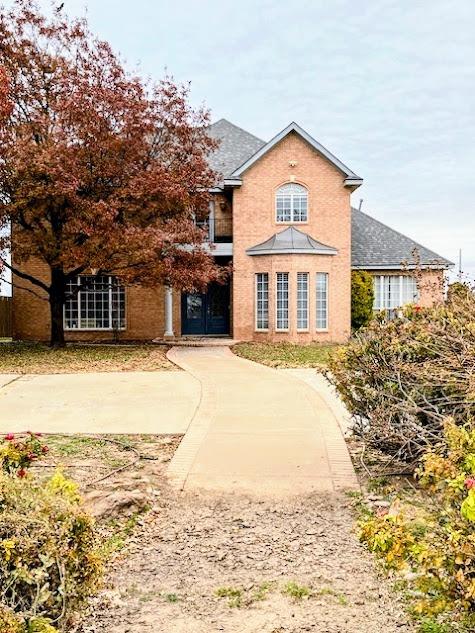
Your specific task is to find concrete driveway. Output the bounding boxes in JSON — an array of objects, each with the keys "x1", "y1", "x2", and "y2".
[{"x1": 0, "y1": 372, "x2": 200, "y2": 435}]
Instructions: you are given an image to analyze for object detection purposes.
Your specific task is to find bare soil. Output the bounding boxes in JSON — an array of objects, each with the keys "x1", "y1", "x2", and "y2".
[{"x1": 78, "y1": 485, "x2": 412, "y2": 632}]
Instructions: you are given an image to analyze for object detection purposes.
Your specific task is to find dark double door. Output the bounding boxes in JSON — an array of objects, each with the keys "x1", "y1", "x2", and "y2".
[{"x1": 181, "y1": 282, "x2": 230, "y2": 335}]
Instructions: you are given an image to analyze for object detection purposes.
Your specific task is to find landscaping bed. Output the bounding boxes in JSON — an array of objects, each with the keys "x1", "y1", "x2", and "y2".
[
  {"x1": 0, "y1": 432, "x2": 183, "y2": 631},
  {"x1": 0, "y1": 342, "x2": 177, "y2": 373},
  {"x1": 232, "y1": 342, "x2": 340, "y2": 368}
]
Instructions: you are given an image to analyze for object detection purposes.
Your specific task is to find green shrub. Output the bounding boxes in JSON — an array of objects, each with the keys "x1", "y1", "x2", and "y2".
[
  {"x1": 0, "y1": 468, "x2": 102, "y2": 630},
  {"x1": 359, "y1": 421, "x2": 475, "y2": 622},
  {"x1": 327, "y1": 289, "x2": 475, "y2": 460},
  {"x1": 351, "y1": 270, "x2": 375, "y2": 330}
]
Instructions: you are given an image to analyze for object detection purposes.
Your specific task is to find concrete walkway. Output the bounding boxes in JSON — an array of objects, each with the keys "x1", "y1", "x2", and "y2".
[
  {"x1": 0, "y1": 372, "x2": 200, "y2": 435},
  {"x1": 167, "y1": 347, "x2": 357, "y2": 495}
]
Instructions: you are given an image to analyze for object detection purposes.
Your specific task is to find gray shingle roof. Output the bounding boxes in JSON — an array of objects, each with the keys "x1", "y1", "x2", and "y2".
[
  {"x1": 246, "y1": 226, "x2": 338, "y2": 256},
  {"x1": 207, "y1": 119, "x2": 265, "y2": 179},
  {"x1": 351, "y1": 208, "x2": 453, "y2": 269}
]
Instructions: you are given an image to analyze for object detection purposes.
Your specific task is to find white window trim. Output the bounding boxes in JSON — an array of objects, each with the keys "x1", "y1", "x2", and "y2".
[
  {"x1": 316, "y1": 272, "x2": 329, "y2": 332},
  {"x1": 296, "y1": 272, "x2": 309, "y2": 332},
  {"x1": 275, "y1": 183, "x2": 308, "y2": 224},
  {"x1": 255, "y1": 272, "x2": 269, "y2": 332},
  {"x1": 275, "y1": 272, "x2": 290, "y2": 332},
  {"x1": 64, "y1": 275, "x2": 127, "y2": 331}
]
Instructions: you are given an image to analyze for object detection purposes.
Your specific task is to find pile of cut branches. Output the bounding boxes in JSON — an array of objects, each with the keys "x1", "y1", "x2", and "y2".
[{"x1": 327, "y1": 283, "x2": 475, "y2": 462}]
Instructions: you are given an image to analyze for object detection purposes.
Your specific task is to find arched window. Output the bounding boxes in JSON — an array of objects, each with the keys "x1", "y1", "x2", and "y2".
[{"x1": 276, "y1": 183, "x2": 308, "y2": 223}]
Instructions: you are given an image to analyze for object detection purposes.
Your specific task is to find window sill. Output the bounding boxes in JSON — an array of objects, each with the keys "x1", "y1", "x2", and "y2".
[
  {"x1": 255, "y1": 328, "x2": 269, "y2": 333},
  {"x1": 275, "y1": 221, "x2": 308, "y2": 226},
  {"x1": 315, "y1": 328, "x2": 329, "y2": 333},
  {"x1": 297, "y1": 328, "x2": 309, "y2": 333},
  {"x1": 64, "y1": 328, "x2": 127, "y2": 332}
]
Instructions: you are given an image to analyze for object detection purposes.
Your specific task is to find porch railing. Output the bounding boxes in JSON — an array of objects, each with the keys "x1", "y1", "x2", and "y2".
[{"x1": 196, "y1": 218, "x2": 233, "y2": 243}]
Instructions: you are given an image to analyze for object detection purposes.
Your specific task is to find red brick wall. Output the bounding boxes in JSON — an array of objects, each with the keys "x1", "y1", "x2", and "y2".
[{"x1": 231, "y1": 131, "x2": 352, "y2": 343}]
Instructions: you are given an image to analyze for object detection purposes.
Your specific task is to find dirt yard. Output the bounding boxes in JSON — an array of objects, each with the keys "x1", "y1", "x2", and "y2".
[{"x1": 71, "y1": 451, "x2": 412, "y2": 633}]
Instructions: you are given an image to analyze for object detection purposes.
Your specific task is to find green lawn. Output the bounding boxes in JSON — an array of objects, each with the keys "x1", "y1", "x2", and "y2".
[
  {"x1": 232, "y1": 342, "x2": 341, "y2": 368},
  {"x1": 0, "y1": 342, "x2": 177, "y2": 373}
]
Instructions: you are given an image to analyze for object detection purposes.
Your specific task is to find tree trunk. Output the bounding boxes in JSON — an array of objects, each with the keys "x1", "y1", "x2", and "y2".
[{"x1": 49, "y1": 266, "x2": 66, "y2": 348}]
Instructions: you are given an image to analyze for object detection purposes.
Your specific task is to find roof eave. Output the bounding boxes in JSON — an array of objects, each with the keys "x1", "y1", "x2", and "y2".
[
  {"x1": 344, "y1": 177, "x2": 363, "y2": 189},
  {"x1": 352, "y1": 263, "x2": 454, "y2": 270},
  {"x1": 247, "y1": 248, "x2": 338, "y2": 256},
  {"x1": 223, "y1": 178, "x2": 242, "y2": 187}
]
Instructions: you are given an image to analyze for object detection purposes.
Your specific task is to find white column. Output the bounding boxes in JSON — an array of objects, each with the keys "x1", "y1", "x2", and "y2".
[{"x1": 164, "y1": 285, "x2": 174, "y2": 337}]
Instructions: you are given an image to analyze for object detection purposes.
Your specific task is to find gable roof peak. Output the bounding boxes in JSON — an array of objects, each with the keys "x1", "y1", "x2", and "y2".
[{"x1": 230, "y1": 121, "x2": 363, "y2": 186}]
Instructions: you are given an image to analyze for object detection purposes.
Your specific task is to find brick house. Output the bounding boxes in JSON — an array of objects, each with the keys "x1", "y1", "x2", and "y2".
[{"x1": 12, "y1": 119, "x2": 452, "y2": 343}]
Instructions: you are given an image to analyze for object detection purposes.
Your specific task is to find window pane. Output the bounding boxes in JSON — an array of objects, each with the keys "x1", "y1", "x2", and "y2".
[
  {"x1": 401, "y1": 276, "x2": 418, "y2": 304},
  {"x1": 255, "y1": 273, "x2": 269, "y2": 330},
  {"x1": 297, "y1": 272, "x2": 309, "y2": 329},
  {"x1": 276, "y1": 183, "x2": 308, "y2": 223},
  {"x1": 64, "y1": 275, "x2": 126, "y2": 330},
  {"x1": 276, "y1": 272, "x2": 289, "y2": 330},
  {"x1": 316, "y1": 272, "x2": 328, "y2": 330},
  {"x1": 373, "y1": 275, "x2": 381, "y2": 310}
]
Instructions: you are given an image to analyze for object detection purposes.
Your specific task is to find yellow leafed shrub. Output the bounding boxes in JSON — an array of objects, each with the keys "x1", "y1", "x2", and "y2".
[
  {"x1": 359, "y1": 420, "x2": 475, "y2": 622},
  {"x1": 0, "y1": 468, "x2": 102, "y2": 631}
]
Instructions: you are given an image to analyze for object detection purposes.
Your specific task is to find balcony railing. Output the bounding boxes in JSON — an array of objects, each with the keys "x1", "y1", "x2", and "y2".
[{"x1": 196, "y1": 217, "x2": 233, "y2": 243}]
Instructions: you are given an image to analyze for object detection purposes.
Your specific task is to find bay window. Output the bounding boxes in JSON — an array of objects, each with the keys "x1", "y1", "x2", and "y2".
[
  {"x1": 276, "y1": 272, "x2": 289, "y2": 330},
  {"x1": 297, "y1": 272, "x2": 309, "y2": 330},
  {"x1": 255, "y1": 273, "x2": 269, "y2": 330},
  {"x1": 316, "y1": 272, "x2": 329, "y2": 330}
]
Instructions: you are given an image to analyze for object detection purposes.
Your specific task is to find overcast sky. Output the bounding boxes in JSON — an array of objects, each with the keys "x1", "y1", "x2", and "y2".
[{"x1": 1, "y1": 0, "x2": 474, "y2": 293}]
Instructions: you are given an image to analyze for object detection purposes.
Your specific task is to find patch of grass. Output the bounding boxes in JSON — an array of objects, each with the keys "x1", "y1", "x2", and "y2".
[
  {"x1": 282, "y1": 581, "x2": 311, "y2": 600},
  {"x1": 100, "y1": 513, "x2": 143, "y2": 557},
  {"x1": 367, "y1": 476, "x2": 390, "y2": 493},
  {"x1": 0, "y1": 342, "x2": 177, "y2": 373},
  {"x1": 315, "y1": 586, "x2": 348, "y2": 605},
  {"x1": 215, "y1": 586, "x2": 243, "y2": 608},
  {"x1": 163, "y1": 593, "x2": 178, "y2": 603},
  {"x1": 251, "y1": 581, "x2": 274, "y2": 602},
  {"x1": 233, "y1": 342, "x2": 340, "y2": 368},
  {"x1": 47, "y1": 435, "x2": 107, "y2": 457},
  {"x1": 418, "y1": 619, "x2": 449, "y2": 633}
]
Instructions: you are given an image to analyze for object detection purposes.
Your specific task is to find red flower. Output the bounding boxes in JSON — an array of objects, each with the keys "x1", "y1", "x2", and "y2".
[
  {"x1": 465, "y1": 477, "x2": 475, "y2": 490},
  {"x1": 17, "y1": 468, "x2": 26, "y2": 478},
  {"x1": 414, "y1": 306, "x2": 421, "y2": 313},
  {"x1": 5, "y1": 433, "x2": 14, "y2": 441},
  {"x1": 27, "y1": 452, "x2": 37, "y2": 461},
  {"x1": 41, "y1": 445, "x2": 49, "y2": 454}
]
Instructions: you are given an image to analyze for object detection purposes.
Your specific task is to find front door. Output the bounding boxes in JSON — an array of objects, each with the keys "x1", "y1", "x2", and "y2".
[{"x1": 181, "y1": 282, "x2": 230, "y2": 335}]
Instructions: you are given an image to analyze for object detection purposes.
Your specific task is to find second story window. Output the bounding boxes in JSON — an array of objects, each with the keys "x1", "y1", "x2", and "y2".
[{"x1": 276, "y1": 183, "x2": 308, "y2": 223}]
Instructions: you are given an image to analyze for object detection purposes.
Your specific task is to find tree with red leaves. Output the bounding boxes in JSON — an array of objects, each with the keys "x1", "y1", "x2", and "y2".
[{"x1": 0, "y1": 1, "x2": 220, "y2": 346}]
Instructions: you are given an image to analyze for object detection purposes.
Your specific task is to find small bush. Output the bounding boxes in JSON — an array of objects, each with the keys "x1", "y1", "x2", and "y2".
[
  {"x1": 328, "y1": 288, "x2": 475, "y2": 460},
  {"x1": 359, "y1": 421, "x2": 475, "y2": 623},
  {"x1": 0, "y1": 468, "x2": 102, "y2": 630},
  {"x1": 351, "y1": 270, "x2": 374, "y2": 330},
  {"x1": 1, "y1": 432, "x2": 49, "y2": 477}
]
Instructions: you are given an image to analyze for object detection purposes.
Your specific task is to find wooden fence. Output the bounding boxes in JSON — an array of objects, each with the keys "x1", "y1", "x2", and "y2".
[{"x1": 0, "y1": 296, "x2": 12, "y2": 338}]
